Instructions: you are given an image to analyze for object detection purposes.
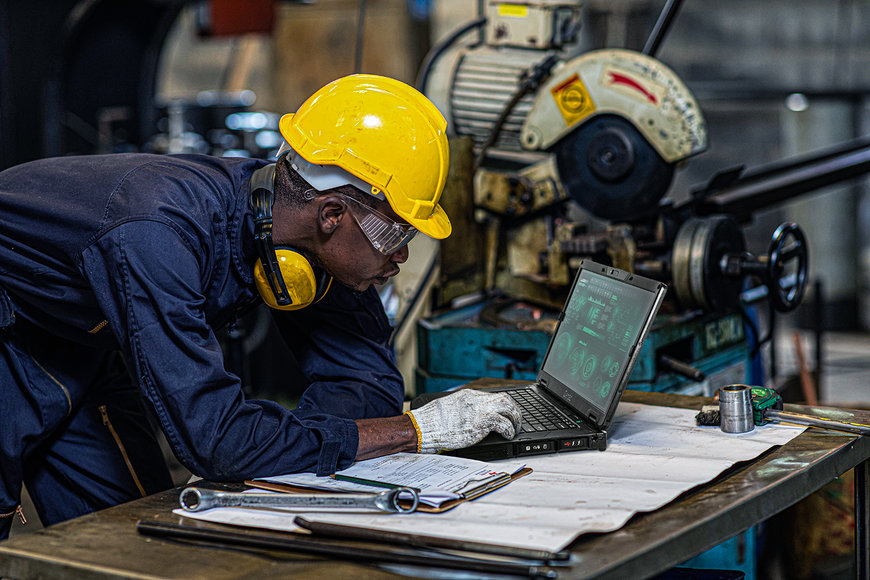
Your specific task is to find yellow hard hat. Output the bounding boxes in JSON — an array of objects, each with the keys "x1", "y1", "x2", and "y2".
[{"x1": 279, "y1": 74, "x2": 452, "y2": 239}]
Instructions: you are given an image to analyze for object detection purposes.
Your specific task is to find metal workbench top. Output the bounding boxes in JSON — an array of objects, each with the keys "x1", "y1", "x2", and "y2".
[{"x1": 1, "y1": 388, "x2": 868, "y2": 579}]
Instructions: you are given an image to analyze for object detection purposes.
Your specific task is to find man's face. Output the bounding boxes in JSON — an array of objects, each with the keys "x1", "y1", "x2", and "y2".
[{"x1": 316, "y1": 197, "x2": 411, "y2": 292}]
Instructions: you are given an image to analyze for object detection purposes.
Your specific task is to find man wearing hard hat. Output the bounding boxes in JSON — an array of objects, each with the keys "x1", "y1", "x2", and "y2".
[{"x1": 0, "y1": 75, "x2": 521, "y2": 538}]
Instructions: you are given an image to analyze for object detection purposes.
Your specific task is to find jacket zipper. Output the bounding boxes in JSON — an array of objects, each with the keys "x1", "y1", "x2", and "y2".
[
  {"x1": 99, "y1": 405, "x2": 147, "y2": 497},
  {"x1": 88, "y1": 319, "x2": 109, "y2": 334},
  {"x1": 0, "y1": 506, "x2": 26, "y2": 525},
  {"x1": 31, "y1": 357, "x2": 72, "y2": 417}
]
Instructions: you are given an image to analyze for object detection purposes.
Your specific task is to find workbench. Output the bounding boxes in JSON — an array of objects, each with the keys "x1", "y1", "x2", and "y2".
[{"x1": 1, "y1": 389, "x2": 868, "y2": 579}]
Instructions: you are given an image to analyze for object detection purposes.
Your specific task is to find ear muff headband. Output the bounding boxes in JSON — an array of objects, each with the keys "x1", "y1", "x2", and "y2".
[{"x1": 250, "y1": 164, "x2": 331, "y2": 310}]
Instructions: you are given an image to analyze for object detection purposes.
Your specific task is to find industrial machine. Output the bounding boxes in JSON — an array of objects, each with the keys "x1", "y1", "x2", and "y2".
[
  {"x1": 413, "y1": 9, "x2": 870, "y2": 570},
  {"x1": 414, "y1": 0, "x2": 824, "y2": 398}
]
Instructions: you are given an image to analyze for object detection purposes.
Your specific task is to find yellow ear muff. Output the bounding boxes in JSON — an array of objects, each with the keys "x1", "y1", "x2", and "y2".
[
  {"x1": 250, "y1": 163, "x2": 332, "y2": 311},
  {"x1": 253, "y1": 247, "x2": 331, "y2": 311}
]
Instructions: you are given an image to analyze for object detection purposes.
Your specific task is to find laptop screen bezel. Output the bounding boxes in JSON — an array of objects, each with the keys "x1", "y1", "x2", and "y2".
[{"x1": 536, "y1": 260, "x2": 667, "y2": 431}]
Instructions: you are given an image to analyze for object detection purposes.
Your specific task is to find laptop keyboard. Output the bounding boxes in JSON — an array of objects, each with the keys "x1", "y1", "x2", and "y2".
[{"x1": 508, "y1": 389, "x2": 581, "y2": 433}]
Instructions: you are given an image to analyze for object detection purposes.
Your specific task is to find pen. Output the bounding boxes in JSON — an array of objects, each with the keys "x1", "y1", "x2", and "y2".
[
  {"x1": 333, "y1": 474, "x2": 421, "y2": 493},
  {"x1": 459, "y1": 473, "x2": 512, "y2": 500}
]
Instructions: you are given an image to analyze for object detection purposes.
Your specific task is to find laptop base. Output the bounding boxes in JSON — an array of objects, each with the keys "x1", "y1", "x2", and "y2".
[
  {"x1": 410, "y1": 388, "x2": 608, "y2": 461},
  {"x1": 440, "y1": 428, "x2": 607, "y2": 462}
]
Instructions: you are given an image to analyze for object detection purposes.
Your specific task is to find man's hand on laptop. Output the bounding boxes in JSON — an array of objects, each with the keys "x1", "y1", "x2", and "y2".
[{"x1": 406, "y1": 389, "x2": 523, "y2": 453}]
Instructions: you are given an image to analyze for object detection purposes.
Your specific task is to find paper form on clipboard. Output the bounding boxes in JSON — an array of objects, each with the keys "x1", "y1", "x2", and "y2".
[{"x1": 248, "y1": 453, "x2": 530, "y2": 511}]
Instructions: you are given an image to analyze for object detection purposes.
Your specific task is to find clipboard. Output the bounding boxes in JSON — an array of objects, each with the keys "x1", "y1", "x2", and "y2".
[{"x1": 244, "y1": 467, "x2": 532, "y2": 513}]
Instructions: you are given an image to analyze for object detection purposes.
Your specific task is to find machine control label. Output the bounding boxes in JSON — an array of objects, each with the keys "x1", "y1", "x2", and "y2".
[
  {"x1": 497, "y1": 3, "x2": 529, "y2": 17},
  {"x1": 550, "y1": 73, "x2": 596, "y2": 127}
]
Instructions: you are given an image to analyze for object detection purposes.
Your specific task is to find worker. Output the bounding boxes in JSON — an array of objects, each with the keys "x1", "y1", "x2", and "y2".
[{"x1": 0, "y1": 74, "x2": 522, "y2": 539}]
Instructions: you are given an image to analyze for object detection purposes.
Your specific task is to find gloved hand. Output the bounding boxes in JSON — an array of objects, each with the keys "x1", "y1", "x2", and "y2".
[{"x1": 406, "y1": 389, "x2": 523, "y2": 453}]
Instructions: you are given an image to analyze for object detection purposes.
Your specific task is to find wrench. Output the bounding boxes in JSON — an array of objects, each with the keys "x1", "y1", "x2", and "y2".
[{"x1": 179, "y1": 486, "x2": 420, "y2": 514}]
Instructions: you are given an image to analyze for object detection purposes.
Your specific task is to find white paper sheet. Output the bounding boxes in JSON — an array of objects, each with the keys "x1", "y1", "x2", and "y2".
[
  {"x1": 175, "y1": 403, "x2": 806, "y2": 552},
  {"x1": 251, "y1": 453, "x2": 526, "y2": 507}
]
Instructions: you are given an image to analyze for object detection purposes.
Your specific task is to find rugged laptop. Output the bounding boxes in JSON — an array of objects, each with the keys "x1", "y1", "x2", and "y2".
[{"x1": 412, "y1": 260, "x2": 667, "y2": 461}]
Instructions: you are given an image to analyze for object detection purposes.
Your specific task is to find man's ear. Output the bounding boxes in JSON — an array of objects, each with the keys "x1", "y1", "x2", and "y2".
[{"x1": 317, "y1": 196, "x2": 347, "y2": 235}]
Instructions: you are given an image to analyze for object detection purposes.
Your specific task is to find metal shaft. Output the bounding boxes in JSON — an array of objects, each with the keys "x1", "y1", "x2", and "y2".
[
  {"x1": 765, "y1": 409, "x2": 870, "y2": 436},
  {"x1": 179, "y1": 487, "x2": 420, "y2": 514},
  {"x1": 642, "y1": 0, "x2": 684, "y2": 57},
  {"x1": 856, "y1": 459, "x2": 869, "y2": 580}
]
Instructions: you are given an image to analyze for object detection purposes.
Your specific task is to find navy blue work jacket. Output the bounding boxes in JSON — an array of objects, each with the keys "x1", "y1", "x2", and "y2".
[{"x1": 0, "y1": 153, "x2": 404, "y2": 478}]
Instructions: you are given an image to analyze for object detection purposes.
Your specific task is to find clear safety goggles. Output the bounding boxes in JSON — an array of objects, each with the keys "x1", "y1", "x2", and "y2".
[{"x1": 341, "y1": 194, "x2": 418, "y2": 255}]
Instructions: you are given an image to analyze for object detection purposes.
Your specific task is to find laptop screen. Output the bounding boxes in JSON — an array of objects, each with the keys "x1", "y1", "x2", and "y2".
[{"x1": 541, "y1": 267, "x2": 660, "y2": 415}]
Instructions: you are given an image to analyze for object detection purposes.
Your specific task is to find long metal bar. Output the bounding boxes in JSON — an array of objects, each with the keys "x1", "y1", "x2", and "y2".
[
  {"x1": 642, "y1": 0, "x2": 684, "y2": 57},
  {"x1": 136, "y1": 520, "x2": 558, "y2": 579},
  {"x1": 858, "y1": 459, "x2": 870, "y2": 580},
  {"x1": 764, "y1": 409, "x2": 870, "y2": 435},
  {"x1": 693, "y1": 136, "x2": 870, "y2": 219},
  {"x1": 295, "y1": 516, "x2": 572, "y2": 562},
  {"x1": 814, "y1": 279, "x2": 824, "y2": 395}
]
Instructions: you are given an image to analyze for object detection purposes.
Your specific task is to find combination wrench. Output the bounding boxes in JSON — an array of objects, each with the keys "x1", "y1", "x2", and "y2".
[{"x1": 179, "y1": 486, "x2": 420, "y2": 514}]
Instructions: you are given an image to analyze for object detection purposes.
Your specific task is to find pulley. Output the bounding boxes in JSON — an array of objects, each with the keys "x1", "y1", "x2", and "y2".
[
  {"x1": 672, "y1": 215, "x2": 745, "y2": 312},
  {"x1": 672, "y1": 216, "x2": 808, "y2": 313}
]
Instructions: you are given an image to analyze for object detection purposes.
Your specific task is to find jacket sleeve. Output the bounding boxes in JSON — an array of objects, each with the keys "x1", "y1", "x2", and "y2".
[
  {"x1": 271, "y1": 284, "x2": 405, "y2": 421},
  {"x1": 81, "y1": 220, "x2": 360, "y2": 479}
]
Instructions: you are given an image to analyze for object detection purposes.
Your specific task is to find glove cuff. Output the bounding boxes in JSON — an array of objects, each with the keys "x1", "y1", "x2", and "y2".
[{"x1": 404, "y1": 411, "x2": 423, "y2": 454}]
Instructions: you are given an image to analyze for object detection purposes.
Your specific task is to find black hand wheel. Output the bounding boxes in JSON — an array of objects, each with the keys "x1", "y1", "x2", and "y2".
[{"x1": 767, "y1": 222, "x2": 808, "y2": 312}]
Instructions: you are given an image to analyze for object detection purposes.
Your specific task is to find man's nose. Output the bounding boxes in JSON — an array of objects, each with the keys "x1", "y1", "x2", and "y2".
[{"x1": 390, "y1": 244, "x2": 409, "y2": 263}]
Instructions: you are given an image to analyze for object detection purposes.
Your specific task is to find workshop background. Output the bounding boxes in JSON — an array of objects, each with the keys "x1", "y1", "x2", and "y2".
[{"x1": 3, "y1": 1, "x2": 870, "y2": 578}]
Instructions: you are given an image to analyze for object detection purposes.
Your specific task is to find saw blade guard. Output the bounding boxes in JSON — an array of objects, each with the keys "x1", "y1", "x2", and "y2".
[{"x1": 520, "y1": 48, "x2": 707, "y2": 162}]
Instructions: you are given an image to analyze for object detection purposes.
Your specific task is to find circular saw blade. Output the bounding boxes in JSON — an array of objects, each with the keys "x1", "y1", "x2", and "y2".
[{"x1": 554, "y1": 114, "x2": 674, "y2": 221}]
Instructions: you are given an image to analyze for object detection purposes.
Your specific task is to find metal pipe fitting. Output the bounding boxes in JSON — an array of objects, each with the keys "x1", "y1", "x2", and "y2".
[{"x1": 719, "y1": 384, "x2": 755, "y2": 434}]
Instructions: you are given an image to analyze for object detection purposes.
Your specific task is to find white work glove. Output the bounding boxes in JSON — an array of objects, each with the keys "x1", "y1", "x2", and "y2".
[{"x1": 406, "y1": 389, "x2": 523, "y2": 454}]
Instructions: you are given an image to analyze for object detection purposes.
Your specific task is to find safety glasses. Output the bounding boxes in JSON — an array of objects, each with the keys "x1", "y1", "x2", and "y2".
[{"x1": 341, "y1": 195, "x2": 418, "y2": 255}]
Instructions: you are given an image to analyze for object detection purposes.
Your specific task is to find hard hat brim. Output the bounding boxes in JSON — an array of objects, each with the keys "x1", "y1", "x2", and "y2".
[{"x1": 410, "y1": 202, "x2": 452, "y2": 240}]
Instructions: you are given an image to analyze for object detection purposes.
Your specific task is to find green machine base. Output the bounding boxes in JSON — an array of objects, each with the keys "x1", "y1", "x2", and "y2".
[{"x1": 415, "y1": 299, "x2": 751, "y2": 397}]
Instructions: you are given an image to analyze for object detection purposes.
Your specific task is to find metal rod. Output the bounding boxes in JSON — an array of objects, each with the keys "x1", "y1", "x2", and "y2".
[
  {"x1": 814, "y1": 279, "x2": 824, "y2": 398},
  {"x1": 659, "y1": 354, "x2": 705, "y2": 382},
  {"x1": 353, "y1": 0, "x2": 367, "y2": 74},
  {"x1": 856, "y1": 459, "x2": 869, "y2": 580},
  {"x1": 136, "y1": 520, "x2": 558, "y2": 579},
  {"x1": 295, "y1": 516, "x2": 571, "y2": 562},
  {"x1": 389, "y1": 250, "x2": 439, "y2": 346},
  {"x1": 765, "y1": 410, "x2": 870, "y2": 436},
  {"x1": 642, "y1": 0, "x2": 684, "y2": 57},
  {"x1": 697, "y1": 139, "x2": 870, "y2": 218},
  {"x1": 769, "y1": 304, "x2": 777, "y2": 382}
]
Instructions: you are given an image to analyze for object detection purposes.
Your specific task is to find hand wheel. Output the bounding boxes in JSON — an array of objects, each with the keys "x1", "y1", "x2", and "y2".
[{"x1": 767, "y1": 222, "x2": 808, "y2": 312}]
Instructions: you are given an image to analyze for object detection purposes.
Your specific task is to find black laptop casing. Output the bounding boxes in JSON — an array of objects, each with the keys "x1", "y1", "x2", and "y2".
[{"x1": 411, "y1": 261, "x2": 668, "y2": 461}]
